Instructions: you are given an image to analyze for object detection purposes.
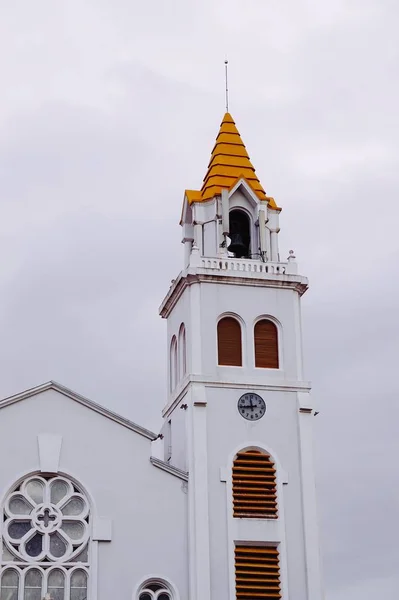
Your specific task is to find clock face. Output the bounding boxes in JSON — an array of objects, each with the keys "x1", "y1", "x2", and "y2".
[{"x1": 238, "y1": 393, "x2": 266, "y2": 421}]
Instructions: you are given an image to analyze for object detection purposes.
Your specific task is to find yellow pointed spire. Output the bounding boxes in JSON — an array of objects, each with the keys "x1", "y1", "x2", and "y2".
[{"x1": 185, "y1": 113, "x2": 278, "y2": 209}]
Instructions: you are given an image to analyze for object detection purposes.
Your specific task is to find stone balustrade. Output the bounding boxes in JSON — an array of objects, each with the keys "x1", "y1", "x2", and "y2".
[{"x1": 199, "y1": 257, "x2": 288, "y2": 274}]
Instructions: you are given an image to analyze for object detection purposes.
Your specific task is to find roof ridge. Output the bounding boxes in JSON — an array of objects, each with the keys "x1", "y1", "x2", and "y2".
[{"x1": 0, "y1": 381, "x2": 158, "y2": 440}]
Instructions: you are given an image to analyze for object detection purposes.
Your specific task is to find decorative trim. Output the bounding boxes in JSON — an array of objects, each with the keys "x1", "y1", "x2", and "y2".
[
  {"x1": 133, "y1": 575, "x2": 181, "y2": 600},
  {"x1": 0, "y1": 381, "x2": 157, "y2": 441},
  {"x1": 150, "y1": 457, "x2": 189, "y2": 482},
  {"x1": 1, "y1": 474, "x2": 90, "y2": 565},
  {"x1": 160, "y1": 271, "x2": 308, "y2": 318},
  {"x1": 225, "y1": 441, "x2": 290, "y2": 600},
  {"x1": 37, "y1": 434, "x2": 62, "y2": 473},
  {"x1": 228, "y1": 178, "x2": 259, "y2": 207},
  {"x1": 162, "y1": 377, "x2": 311, "y2": 418}
]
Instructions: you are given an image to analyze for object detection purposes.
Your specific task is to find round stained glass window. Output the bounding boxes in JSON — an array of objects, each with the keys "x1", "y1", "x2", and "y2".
[{"x1": 3, "y1": 475, "x2": 89, "y2": 563}]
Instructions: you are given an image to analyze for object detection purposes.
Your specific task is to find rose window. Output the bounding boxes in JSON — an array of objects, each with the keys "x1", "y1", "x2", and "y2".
[
  {"x1": 3, "y1": 475, "x2": 89, "y2": 563},
  {"x1": 1, "y1": 474, "x2": 89, "y2": 599}
]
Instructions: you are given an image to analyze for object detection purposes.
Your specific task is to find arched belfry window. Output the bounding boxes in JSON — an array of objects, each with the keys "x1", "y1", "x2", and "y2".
[
  {"x1": 170, "y1": 335, "x2": 178, "y2": 392},
  {"x1": 217, "y1": 317, "x2": 242, "y2": 366},
  {"x1": 232, "y1": 449, "x2": 278, "y2": 519},
  {"x1": 178, "y1": 324, "x2": 186, "y2": 380},
  {"x1": 254, "y1": 319, "x2": 279, "y2": 369},
  {"x1": 228, "y1": 209, "x2": 251, "y2": 258},
  {"x1": 0, "y1": 474, "x2": 90, "y2": 599},
  {"x1": 138, "y1": 579, "x2": 175, "y2": 600}
]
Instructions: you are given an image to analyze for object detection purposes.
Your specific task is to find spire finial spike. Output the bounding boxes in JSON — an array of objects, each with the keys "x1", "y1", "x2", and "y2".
[{"x1": 224, "y1": 59, "x2": 229, "y2": 113}]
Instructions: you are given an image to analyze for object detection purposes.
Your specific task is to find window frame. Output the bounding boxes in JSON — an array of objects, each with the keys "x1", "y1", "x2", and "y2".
[
  {"x1": 232, "y1": 449, "x2": 278, "y2": 519},
  {"x1": 135, "y1": 577, "x2": 179, "y2": 600},
  {"x1": 169, "y1": 335, "x2": 178, "y2": 392},
  {"x1": 177, "y1": 324, "x2": 187, "y2": 381},
  {"x1": 0, "y1": 473, "x2": 91, "y2": 600},
  {"x1": 225, "y1": 442, "x2": 290, "y2": 600},
  {"x1": 216, "y1": 313, "x2": 245, "y2": 368},
  {"x1": 253, "y1": 315, "x2": 282, "y2": 370}
]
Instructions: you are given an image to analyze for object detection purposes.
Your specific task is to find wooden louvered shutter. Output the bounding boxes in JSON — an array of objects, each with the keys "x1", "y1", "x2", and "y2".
[
  {"x1": 233, "y1": 450, "x2": 278, "y2": 518},
  {"x1": 254, "y1": 320, "x2": 279, "y2": 369},
  {"x1": 217, "y1": 317, "x2": 242, "y2": 366},
  {"x1": 235, "y1": 545, "x2": 281, "y2": 599}
]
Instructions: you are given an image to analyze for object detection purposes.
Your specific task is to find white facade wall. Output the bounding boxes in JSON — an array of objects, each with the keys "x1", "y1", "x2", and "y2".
[
  {"x1": 161, "y1": 393, "x2": 188, "y2": 472},
  {"x1": 163, "y1": 276, "x2": 316, "y2": 599},
  {"x1": 206, "y1": 387, "x2": 308, "y2": 600},
  {"x1": 0, "y1": 389, "x2": 188, "y2": 600}
]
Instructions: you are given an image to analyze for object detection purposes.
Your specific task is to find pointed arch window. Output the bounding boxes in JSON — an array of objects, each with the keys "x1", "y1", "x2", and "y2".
[
  {"x1": 232, "y1": 449, "x2": 278, "y2": 519},
  {"x1": 254, "y1": 319, "x2": 279, "y2": 369},
  {"x1": 170, "y1": 336, "x2": 178, "y2": 392},
  {"x1": 217, "y1": 317, "x2": 242, "y2": 366},
  {"x1": 0, "y1": 474, "x2": 90, "y2": 600},
  {"x1": 178, "y1": 324, "x2": 186, "y2": 380}
]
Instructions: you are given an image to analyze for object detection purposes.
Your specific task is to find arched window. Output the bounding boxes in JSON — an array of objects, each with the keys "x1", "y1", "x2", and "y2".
[
  {"x1": 1, "y1": 474, "x2": 90, "y2": 599},
  {"x1": 232, "y1": 449, "x2": 278, "y2": 518},
  {"x1": 254, "y1": 319, "x2": 279, "y2": 368},
  {"x1": 138, "y1": 579, "x2": 175, "y2": 600},
  {"x1": 178, "y1": 324, "x2": 186, "y2": 380},
  {"x1": 229, "y1": 209, "x2": 251, "y2": 258},
  {"x1": 217, "y1": 317, "x2": 242, "y2": 366},
  {"x1": 170, "y1": 336, "x2": 178, "y2": 392}
]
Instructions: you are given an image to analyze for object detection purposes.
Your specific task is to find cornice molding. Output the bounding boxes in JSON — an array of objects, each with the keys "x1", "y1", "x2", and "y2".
[
  {"x1": 150, "y1": 456, "x2": 189, "y2": 481},
  {"x1": 159, "y1": 271, "x2": 308, "y2": 318},
  {"x1": 162, "y1": 376, "x2": 311, "y2": 418}
]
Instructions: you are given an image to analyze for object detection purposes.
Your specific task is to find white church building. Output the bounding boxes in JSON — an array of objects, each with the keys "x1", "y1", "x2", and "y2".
[{"x1": 0, "y1": 113, "x2": 324, "y2": 600}]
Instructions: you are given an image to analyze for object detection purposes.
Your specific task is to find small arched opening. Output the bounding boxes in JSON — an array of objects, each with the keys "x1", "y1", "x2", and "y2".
[
  {"x1": 178, "y1": 324, "x2": 186, "y2": 380},
  {"x1": 228, "y1": 210, "x2": 251, "y2": 258},
  {"x1": 170, "y1": 336, "x2": 178, "y2": 392}
]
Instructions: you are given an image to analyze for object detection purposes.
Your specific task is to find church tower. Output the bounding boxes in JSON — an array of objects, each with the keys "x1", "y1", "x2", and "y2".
[{"x1": 159, "y1": 113, "x2": 324, "y2": 600}]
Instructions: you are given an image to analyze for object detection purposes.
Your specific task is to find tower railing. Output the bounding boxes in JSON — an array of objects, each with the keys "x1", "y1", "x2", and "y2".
[{"x1": 199, "y1": 257, "x2": 288, "y2": 274}]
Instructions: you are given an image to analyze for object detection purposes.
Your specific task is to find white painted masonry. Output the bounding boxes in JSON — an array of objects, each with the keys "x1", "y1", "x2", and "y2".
[
  {"x1": 0, "y1": 384, "x2": 188, "y2": 600},
  {"x1": 158, "y1": 182, "x2": 324, "y2": 599}
]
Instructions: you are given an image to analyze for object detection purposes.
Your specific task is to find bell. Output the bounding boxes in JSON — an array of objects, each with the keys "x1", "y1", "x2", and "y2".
[{"x1": 228, "y1": 233, "x2": 247, "y2": 258}]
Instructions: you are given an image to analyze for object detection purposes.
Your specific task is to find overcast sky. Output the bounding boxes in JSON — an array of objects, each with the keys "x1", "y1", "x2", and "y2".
[{"x1": 1, "y1": 1, "x2": 399, "y2": 598}]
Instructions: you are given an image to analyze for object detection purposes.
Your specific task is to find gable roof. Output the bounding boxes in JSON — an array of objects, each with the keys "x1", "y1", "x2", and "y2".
[
  {"x1": 0, "y1": 381, "x2": 157, "y2": 441},
  {"x1": 185, "y1": 112, "x2": 279, "y2": 209}
]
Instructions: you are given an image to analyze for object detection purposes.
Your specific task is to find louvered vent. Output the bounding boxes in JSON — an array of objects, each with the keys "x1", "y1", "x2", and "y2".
[
  {"x1": 235, "y1": 545, "x2": 281, "y2": 599},
  {"x1": 254, "y1": 320, "x2": 279, "y2": 369},
  {"x1": 217, "y1": 317, "x2": 242, "y2": 366},
  {"x1": 233, "y1": 450, "x2": 277, "y2": 518}
]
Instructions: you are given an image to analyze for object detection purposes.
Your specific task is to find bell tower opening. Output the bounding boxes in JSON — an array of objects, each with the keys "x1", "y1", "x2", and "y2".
[{"x1": 228, "y1": 209, "x2": 250, "y2": 258}]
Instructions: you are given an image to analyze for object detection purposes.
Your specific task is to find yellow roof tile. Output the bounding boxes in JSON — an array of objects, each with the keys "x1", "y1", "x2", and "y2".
[
  {"x1": 185, "y1": 113, "x2": 280, "y2": 209},
  {"x1": 202, "y1": 165, "x2": 256, "y2": 186},
  {"x1": 185, "y1": 190, "x2": 202, "y2": 203}
]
